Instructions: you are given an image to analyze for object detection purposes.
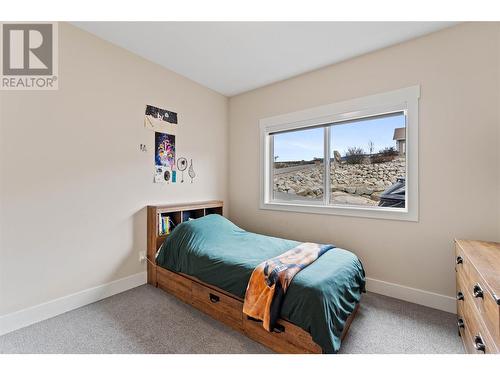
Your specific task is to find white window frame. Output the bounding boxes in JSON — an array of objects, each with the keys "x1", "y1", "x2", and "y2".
[{"x1": 259, "y1": 86, "x2": 420, "y2": 221}]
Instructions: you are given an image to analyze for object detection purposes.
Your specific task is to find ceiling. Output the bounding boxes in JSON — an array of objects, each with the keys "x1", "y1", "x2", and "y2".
[{"x1": 73, "y1": 22, "x2": 457, "y2": 96}]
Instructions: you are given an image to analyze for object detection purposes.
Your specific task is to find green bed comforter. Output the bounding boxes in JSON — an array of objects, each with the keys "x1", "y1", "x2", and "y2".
[{"x1": 156, "y1": 214, "x2": 365, "y2": 353}]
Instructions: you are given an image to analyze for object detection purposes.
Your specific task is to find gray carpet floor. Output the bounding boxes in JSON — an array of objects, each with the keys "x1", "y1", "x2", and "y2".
[{"x1": 0, "y1": 285, "x2": 463, "y2": 354}]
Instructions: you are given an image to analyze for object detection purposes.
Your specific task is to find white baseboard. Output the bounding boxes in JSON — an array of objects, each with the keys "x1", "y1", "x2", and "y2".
[
  {"x1": 365, "y1": 277, "x2": 456, "y2": 313},
  {"x1": 0, "y1": 271, "x2": 454, "y2": 337},
  {"x1": 0, "y1": 271, "x2": 147, "y2": 336}
]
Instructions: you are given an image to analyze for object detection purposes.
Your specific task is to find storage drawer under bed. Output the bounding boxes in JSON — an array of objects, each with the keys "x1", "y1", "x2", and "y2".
[
  {"x1": 157, "y1": 267, "x2": 192, "y2": 304},
  {"x1": 242, "y1": 314, "x2": 322, "y2": 353},
  {"x1": 191, "y1": 282, "x2": 244, "y2": 330}
]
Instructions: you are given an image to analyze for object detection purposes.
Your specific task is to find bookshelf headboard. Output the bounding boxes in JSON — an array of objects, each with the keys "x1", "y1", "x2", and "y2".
[{"x1": 146, "y1": 200, "x2": 223, "y2": 285}]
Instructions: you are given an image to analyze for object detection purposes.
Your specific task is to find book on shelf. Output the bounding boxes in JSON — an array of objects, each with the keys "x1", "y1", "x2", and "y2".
[{"x1": 158, "y1": 214, "x2": 171, "y2": 236}]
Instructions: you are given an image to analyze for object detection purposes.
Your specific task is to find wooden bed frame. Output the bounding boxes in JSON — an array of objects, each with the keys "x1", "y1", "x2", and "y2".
[{"x1": 147, "y1": 201, "x2": 359, "y2": 354}]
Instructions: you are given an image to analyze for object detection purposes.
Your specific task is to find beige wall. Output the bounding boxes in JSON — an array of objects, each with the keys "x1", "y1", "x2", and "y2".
[
  {"x1": 228, "y1": 22, "x2": 500, "y2": 299},
  {"x1": 1, "y1": 22, "x2": 499, "y2": 318},
  {"x1": 0, "y1": 23, "x2": 228, "y2": 315}
]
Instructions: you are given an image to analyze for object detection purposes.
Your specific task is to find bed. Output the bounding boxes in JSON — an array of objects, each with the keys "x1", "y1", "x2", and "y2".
[{"x1": 147, "y1": 201, "x2": 365, "y2": 354}]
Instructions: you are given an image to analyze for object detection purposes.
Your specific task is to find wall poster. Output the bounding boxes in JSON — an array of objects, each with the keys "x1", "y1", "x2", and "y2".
[
  {"x1": 145, "y1": 104, "x2": 178, "y2": 184},
  {"x1": 145, "y1": 104, "x2": 178, "y2": 134},
  {"x1": 154, "y1": 132, "x2": 176, "y2": 184}
]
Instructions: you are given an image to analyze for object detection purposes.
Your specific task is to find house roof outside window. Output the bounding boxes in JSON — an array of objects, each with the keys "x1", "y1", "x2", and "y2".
[{"x1": 393, "y1": 127, "x2": 406, "y2": 141}]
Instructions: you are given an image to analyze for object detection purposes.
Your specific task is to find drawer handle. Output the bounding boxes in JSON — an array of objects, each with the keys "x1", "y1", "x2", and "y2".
[
  {"x1": 246, "y1": 316, "x2": 286, "y2": 334},
  {"x1": 473, "y1": 335, "x2": 486, "y2": 352},
  {"x1": 456, "y1": 256, "x2": 463, "y2": 265},
  {"x1": 473, "y1": 284, "x2": 484, "y2": 299},
  {"x1": 457, "y1": 318, "x2": 465, "y2": 336},
  {"x1": 273, "y1": 323, "x2": 285, "y2": 333},
  {"x1": 456, "y1": 292, "x2": 464, "y2": 301},
  {"x1": 209, "y1": 293, "x2": 220, "y2": 303}
]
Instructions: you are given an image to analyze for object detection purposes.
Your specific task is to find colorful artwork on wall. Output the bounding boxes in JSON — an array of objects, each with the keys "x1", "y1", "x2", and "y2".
[
  {"x1": 155, "y1": 132, "x2": 175, "y2": 168},
  {"x1": 146, "y1": 104, "x2": 179, "y2": 184}
]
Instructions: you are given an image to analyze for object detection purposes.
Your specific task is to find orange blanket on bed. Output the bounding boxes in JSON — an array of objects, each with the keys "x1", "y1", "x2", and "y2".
[{"x1": 243, "y1": 242, "x2": 334, "y2": 331}]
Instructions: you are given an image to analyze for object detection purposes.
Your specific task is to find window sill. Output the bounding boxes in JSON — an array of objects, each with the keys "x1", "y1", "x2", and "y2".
[{"x1": 260, "y1": 200, "x2": 418, "y2": 222}]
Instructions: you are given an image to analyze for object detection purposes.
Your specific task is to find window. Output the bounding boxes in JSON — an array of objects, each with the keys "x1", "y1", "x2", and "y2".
[
  {"x1": 273, "y1": 127, "x2": 324, "y2": 202},
  {"x1": 260, "y1": 86, "x2": 419, "y2": 221}
]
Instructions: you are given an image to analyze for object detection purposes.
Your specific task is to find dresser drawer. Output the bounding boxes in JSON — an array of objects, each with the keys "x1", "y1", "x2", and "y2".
[
  {"x1": 455, "y1": 243, "x2": 467, "y2": 275},
  {"x1": 466, "y1": 268, "x2": 500, "y2": 343},
  {"x1": 455, "y1": 243, "x2": 478, "y2": 287},
  {"x1": 191, "y1": 282, "x2": 243, "y2": 330},
  {"x1": 456, "y1": 269, "x2": 467, "y2": 312},
  {"x1": 483, "y1": 290, "x2": 500, "y2": 340},
  {"x1": 457, "y1": 310, "x2": 476, "y2": 354},
  {"x1": 460, "y1": 295, "x2": 498, "y2": 354}
]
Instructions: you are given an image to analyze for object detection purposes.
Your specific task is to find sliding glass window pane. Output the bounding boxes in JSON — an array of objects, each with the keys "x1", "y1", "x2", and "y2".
[
  {"x1": 330, "y1": 113, "x2": 406, "y2": 208},
  {"x1": 273, "y1": 127, "x2": 324, "y2": 201}
]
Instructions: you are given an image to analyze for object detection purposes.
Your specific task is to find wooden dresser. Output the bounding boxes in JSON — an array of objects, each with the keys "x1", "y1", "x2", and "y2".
[{"x1": 455, "y1": 240, "x2": 500, "y2": 354}]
